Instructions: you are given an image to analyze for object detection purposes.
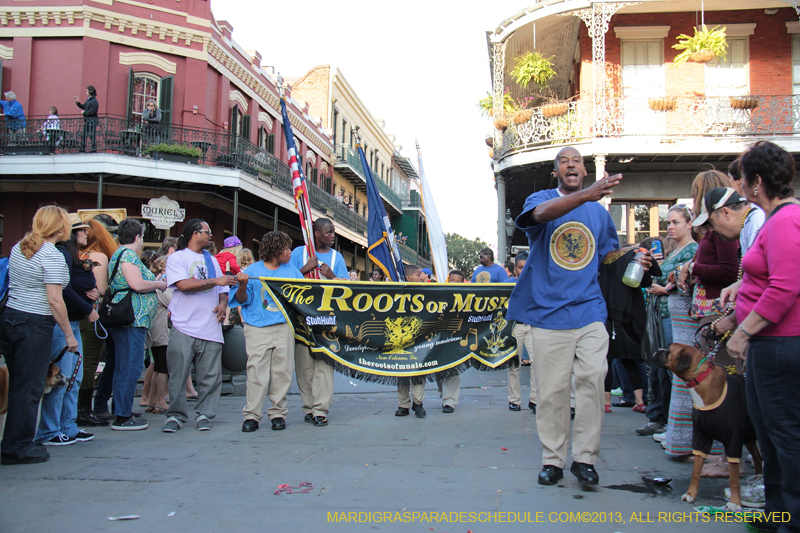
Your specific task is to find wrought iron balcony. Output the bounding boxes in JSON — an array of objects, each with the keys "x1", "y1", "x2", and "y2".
[
  {"x1": 498, "y1": 95, "x2": 800, "y2": 159},
  {"x1": 334, "y1": 144, "x2": 404, "y2": 212},
  {"x1": 0, "y1": 114, "x2": 372, "y2": 236},
  {"x1": 397, "y1": 242, "x2": 418, "y2": 265}
]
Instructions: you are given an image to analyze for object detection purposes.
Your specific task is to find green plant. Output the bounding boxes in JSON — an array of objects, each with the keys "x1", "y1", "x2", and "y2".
[
  {"x1": 144, "y1": 143, "x2": 202, "y2": 158},
  {"x1": 672, "y1": 25, "x2": 728, "y2": 67},
  {"x1": 255, "y1": 167, "x2": 274, "y2": 176},
  {"x1": 477, "y1": 89, "x2": 516, "y2": 116},
  {"x1": 509, "y1": 51, "x2": 556, "y2": 87}
]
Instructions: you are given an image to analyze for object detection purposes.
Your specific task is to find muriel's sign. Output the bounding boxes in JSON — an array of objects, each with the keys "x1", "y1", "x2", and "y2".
[{"x1": 141, "y1": 196, "x2": 186, "y2": 229}]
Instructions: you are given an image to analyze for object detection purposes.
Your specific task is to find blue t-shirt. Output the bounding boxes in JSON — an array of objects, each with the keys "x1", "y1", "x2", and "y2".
[
  {"x1": 471, "y1": 264, "x2": 509, "y2": 283},
  {"x1": 507, "y1": 188, "x2": 619, "y2": 330},
  {"x1": 290, "y1": 246, "x2": 348, "y2": 279},
  {"x1": 228, "y1": 261, "x2": 303, "y2": 327}
]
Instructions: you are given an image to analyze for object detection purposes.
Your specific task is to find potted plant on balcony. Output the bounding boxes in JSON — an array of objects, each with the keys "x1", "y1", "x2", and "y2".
[
  {"x1": 672, "y1": 25, "x2": 728, "y2": 66},
  {"x1": 477, "y1": 89, "x2": 516, "y2": 117},
  {"x1": 255, "y1": 167, "x2": 274, "y2": 183},
  {"x1": 510, "y1": 51, "x2": 556, "y2": 88},
  {"x1": 144, "y1": 143, "x2": 202, "y2": 164},
  {"x1": 730, "y1": 95, "x2": 759, "y2": 110}
]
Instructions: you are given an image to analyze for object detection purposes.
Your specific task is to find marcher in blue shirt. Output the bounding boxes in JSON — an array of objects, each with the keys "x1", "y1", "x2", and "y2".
[
  {"x1": 230, "y1": 231, "x2": 303, "y2": 433},
  {"x1": 290, "y1": 217, "x2": 345, "y2": 427},
  {"x1": 470, "y1": 248, "x2": 509, "y2": 283},
  {"x1": 290, "y1": 218, "x2": 348, "y2": 280},
  {"x1": 507, "y1": 146, "x2": 648, "y2": 488},
  {"x1": 1, "y1": 91, "x2": 27, "y2": 137}
]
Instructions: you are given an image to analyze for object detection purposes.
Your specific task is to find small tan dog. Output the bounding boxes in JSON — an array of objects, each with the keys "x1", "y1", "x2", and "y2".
[{"x1": 657, "y1": 343, "x2": 762, "y2": 512}]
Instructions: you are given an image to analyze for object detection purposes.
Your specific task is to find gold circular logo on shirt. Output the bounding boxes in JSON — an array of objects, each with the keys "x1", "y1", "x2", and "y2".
[{"x1": 550, "y1": 222, "x2": 595, "y2": 271}]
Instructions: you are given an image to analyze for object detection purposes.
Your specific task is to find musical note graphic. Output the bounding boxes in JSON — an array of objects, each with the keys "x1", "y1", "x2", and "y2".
[{"x1": 460, "y1": 328, "x2": 478, "y2": 350}]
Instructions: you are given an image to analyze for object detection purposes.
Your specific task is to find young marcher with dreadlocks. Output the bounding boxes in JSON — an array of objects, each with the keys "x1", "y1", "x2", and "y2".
[
  {"x1": 231, "y1": 231, "x2": 304, "y2": 432},
  {"x1": 162, "y1": 220, "x2": 236, "y2": 433},
  {"x1": 290, "y1": 218, "x2": 347, "y2": 427}
]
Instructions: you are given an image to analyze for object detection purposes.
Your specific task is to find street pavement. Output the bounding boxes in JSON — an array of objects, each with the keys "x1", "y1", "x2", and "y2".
[{"x1": 1, "y1": 366, "x2": 749, "y2": 532}]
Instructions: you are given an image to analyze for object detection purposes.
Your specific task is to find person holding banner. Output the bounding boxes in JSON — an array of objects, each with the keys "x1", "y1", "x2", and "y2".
[
  {"x1": 396, "y1": 265, "x2": 427, "y2": 418},
  {"x1": 291, "y1": 218, "x2": 347, "y2": 427},
  {"x1": 231, "y1": 231, "x2": 304, "y2": 432},
  {"x1": 508, "y1": 147, "x2": 631, "y2": 487}
]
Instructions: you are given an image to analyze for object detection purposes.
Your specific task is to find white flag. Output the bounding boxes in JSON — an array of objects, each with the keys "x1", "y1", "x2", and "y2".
[{"x1": 416, "y1": 141, "x2": 448, "y2": 281}]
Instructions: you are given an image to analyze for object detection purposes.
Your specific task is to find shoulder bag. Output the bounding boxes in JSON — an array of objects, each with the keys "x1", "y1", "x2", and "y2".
[{"x1": 98, "y1": 251, "x2": 135, "y2": 328}]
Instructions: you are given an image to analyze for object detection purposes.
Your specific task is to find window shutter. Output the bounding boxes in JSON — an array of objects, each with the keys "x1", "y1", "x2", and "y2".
[
  {"x1": 159, "y1": 75, "x2": 173, "y2": 125},
  {"x1": 230, "y1": 104, "x2": 239, "y2": 136},
  {"x1": 267, "y1": 134, "x2": 275, "y2": 154},
  {"x1": 0, "y1": 60, "x2": 3, "y2": 100},
  {"x1": 257, "y1": 126, "x2": 264, "y2": 148},
  {"x1": 241, "y1": 114, "x2": 251, "y2": 141},
  {"x1": 125, "y1": 68, "x2": 134, "y2": 123}
]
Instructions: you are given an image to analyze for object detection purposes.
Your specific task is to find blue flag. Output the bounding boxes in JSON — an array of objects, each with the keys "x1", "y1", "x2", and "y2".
[{"x1": 357, "y1": 143, "x2": 406, "y2": 282}]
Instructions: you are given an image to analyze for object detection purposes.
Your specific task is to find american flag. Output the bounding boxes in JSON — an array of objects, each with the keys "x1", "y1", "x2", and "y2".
[{"x1": 279, "y1": 90, "x2": 317, "y2": 278}]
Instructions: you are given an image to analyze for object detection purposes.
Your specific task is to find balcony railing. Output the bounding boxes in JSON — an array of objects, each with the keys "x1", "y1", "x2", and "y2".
[
  {"x1": 397, "y1": 242, "x2": 418, "y2": 265},
  {"x1": 335, "y1": 145, "x2": 404, "y2": 211},
  {"x1": 0, "y1": 114, "x2": 372, "y2": 236},
  {"x1": 499, "y1": 95, "x2": 800, "y2": 158}
]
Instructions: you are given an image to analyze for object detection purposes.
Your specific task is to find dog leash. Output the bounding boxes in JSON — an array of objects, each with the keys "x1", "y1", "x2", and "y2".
[
  {"x1": 52, "y1": 346, "x2": 83, "y2": 393},
  {"x1": 94, "y1": 320, "x2": 108, "y2": 339}
]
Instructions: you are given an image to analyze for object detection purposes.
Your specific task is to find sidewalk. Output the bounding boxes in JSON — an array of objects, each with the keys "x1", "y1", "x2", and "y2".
[{"x1": 0, "y1": 368, "x2": 746, "y2": 532}]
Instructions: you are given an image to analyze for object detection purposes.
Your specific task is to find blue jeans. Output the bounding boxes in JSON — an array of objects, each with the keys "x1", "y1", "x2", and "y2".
[
  {"x1": 747, "y1": 335, "x2": 800, "y2": 531},
  {"x1": 109, "y1": 327, "x2": 146, "y2": 418},
  {"x1": 36, "y1": 321, "x2": 83, "y2": 441},
  {"x1": 0, "y1": 309, "x2": 56, "y2": 463}
]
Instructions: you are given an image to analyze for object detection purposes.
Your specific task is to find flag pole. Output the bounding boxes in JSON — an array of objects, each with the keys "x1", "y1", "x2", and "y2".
[{"x1": 277, "y1": 74, "x2": 318, "y2": 278}]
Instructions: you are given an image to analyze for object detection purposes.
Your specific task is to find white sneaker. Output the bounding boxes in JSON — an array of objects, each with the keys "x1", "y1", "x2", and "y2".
[
  {"x1": 653, "y1": 432, "x2": 667, "y2": 443},
  {"x1": 724, "y1": 481, "x2": 765, "y2": 508},
  {"x1": 661, "y1": 441, "x2": 668, "y2": 449}
]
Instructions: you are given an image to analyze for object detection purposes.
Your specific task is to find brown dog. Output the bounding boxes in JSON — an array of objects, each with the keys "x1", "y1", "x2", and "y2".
[
  {"x1": 43, "y1": 363, "x2": 67, "y2": 395},
  {"x1": 657, "y1": 343, "x2": 763, "y2": 512}
]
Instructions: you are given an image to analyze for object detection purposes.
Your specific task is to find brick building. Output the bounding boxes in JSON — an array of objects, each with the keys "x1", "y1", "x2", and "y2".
[
  {"x1": 0, "y1": 0, "x2": 426, "y2": 276},
  {"x1": 487, "y1": 0, "x2": 800, "y2": 256}
]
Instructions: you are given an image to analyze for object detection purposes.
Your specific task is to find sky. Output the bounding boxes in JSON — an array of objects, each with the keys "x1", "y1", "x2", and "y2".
[{"x1": 212, "y1": 0, "x2": 533, "y2": 249}]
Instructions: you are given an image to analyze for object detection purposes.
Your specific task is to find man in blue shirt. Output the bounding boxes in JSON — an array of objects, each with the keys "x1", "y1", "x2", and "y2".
[
  {"x1": 290, "y1": 218, "x2": 347, "y2": 427},
  {"x1": 507, "y1": 147, "x2": 621, "y2": 487},
  {"x1": 471, "y1": 248, "x2": 508, "y2": 283}
]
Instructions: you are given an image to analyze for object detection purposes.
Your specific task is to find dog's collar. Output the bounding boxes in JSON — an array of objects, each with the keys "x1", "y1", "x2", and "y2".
[{"x1": 685, "y1": 361, "x2": 715, "y2": 388}]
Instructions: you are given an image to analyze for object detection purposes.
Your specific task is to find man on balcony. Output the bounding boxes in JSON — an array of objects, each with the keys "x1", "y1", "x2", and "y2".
[
  {"x1": 290, "y1": 218, "x2": 347, "y2": 427},
  {"x1": 507, "y1": 146, "x2": 625, "y2": 487}
]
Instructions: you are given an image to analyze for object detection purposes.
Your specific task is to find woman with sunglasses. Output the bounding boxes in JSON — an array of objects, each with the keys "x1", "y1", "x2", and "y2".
[
  {"x1": 638, "y1": 205, "x2": 697, "y2": 437},
  {"x1": 142, "y1": 100, "x2": 162, "y2": 144},
  {"x1": 34, "y1": 214, "x2": 101, "y2": 447}
]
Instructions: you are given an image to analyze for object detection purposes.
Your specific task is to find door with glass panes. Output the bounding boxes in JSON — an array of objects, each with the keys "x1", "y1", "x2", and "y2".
[
  {"x1": 609, "y1": 201, "x2": 671, "y2": 245},
  {"x1": 621, "y1": 41, "x2": 666, "y2": 135}
]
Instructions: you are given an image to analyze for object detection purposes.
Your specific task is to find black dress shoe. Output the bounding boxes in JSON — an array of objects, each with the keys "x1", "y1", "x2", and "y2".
[
  {"x1": 77, "y1": 409, "x2": 109, "y2": 427},
  {"x1": 395, "y1": 407, "x2": 410, "y2": 417},
  {"x1": 1, "y1": 446, "x2": 50, "y2": 465},
  {"x1": 313, "y1": 416, "x2": 328, "y2": 427},
  {"x1": 412, "y1": 402, "x2": 426, "y2": 418},
  {"x1": 242, "y1": 419, "x2": 259, "y2": 432},
  {"x1": 570, "y1": 462, "x2": 599, "y2": 485},
  {"x1": 304, "y1": 413, "x2": 314, "y2": 423},
  {"x1": 442, "y1": 405, "x2": 454, "y2": 413},
  {"x1": 612, "y1": 400, "x2": 635, "y2": 408},
  {"x1": 271, "y1": 417, "x2": 286, "y2": 431},
  {"x1": 529, "y1": 401, "x2": 537, "y2": 413},
  {"x1": 538, "y1": 465, "x2": 563, "y2": 485},
  {"x1": 571, "y1": 407, "x2": 575, "y2": 420},
  {"x1": 509, "y1": 402, "x2": 521, "y2": 411}
]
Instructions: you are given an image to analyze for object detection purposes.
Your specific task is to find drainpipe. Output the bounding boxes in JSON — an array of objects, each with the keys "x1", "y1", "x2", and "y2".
[{"x1": 232, "y1": 189, "x2": 239, "y2": 236}]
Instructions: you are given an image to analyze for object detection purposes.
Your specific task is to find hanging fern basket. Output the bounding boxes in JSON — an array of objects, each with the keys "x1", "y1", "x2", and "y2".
[
  {"x1": 648, "y1": 97, "x2": 678, "y2": 112},
  {"x1": 689, "y1": 49, "x2": 716, "y2": 63},
  {"x1": 542, "y1": 102, "x2": 569, "y2": 118},
  {"x1": 730, "y1": 96, "x2": 759, "y2": 110},
  {"x1": 511, "y1": 109, "x2": 533, "y2": 124},
  {"x1": 494, "y1": 117, "x2": 509, "y2": 130}
]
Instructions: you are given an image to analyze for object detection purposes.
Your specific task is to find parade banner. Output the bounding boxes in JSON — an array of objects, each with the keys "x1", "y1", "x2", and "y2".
[{"x1": 260, "y1": 279, "x2": 518, "y2": 384}]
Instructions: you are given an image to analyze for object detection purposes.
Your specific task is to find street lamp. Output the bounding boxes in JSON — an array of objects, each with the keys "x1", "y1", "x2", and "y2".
[{"x1": 505, "y1": 209, "x2": 515, "y2": 259}]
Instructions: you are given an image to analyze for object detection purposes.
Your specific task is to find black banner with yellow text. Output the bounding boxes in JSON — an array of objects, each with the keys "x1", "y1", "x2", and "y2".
[{"x1": 259, "y1": 279, "x2": 518, "y2": 385}]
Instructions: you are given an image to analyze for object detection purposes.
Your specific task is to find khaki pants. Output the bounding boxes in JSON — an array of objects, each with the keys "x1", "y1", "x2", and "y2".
[
  {"x1": 437, "y1": 375, "x2": 461, "y2": 407},
  {"x1": 508, "y1": 323, "x2": 536, "y2": 404},
  {"x1": 532, "y1": 322, "x2": 608, "y2": 468},
  {"x1": 242, "y1": 322, "x2": 294, "y2": 422},
  {"x1": 295, "y1": 344, "x2": 334, "y2": 417},
  {"x1": 397, "y1": 382, "x2": 425, "y2": 408}
]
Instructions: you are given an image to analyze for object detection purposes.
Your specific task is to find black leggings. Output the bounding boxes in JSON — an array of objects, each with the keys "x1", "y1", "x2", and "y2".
[
  {"x1": 605, "y1": 358, "x2": 643, "y2": 392},
  {"x1": 152, "y1": 345, "x2": 169, "y2": 374}
]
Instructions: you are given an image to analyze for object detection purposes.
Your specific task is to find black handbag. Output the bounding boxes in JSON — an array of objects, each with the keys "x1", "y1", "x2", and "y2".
[{"x1": 98, "y1": 253, "x2": 134, "y2": 328}]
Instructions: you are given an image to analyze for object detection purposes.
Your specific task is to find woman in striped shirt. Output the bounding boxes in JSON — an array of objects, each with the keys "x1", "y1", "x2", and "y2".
[{"x1": 0, "y1": 206, "x2": 77, "y2": 465}]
